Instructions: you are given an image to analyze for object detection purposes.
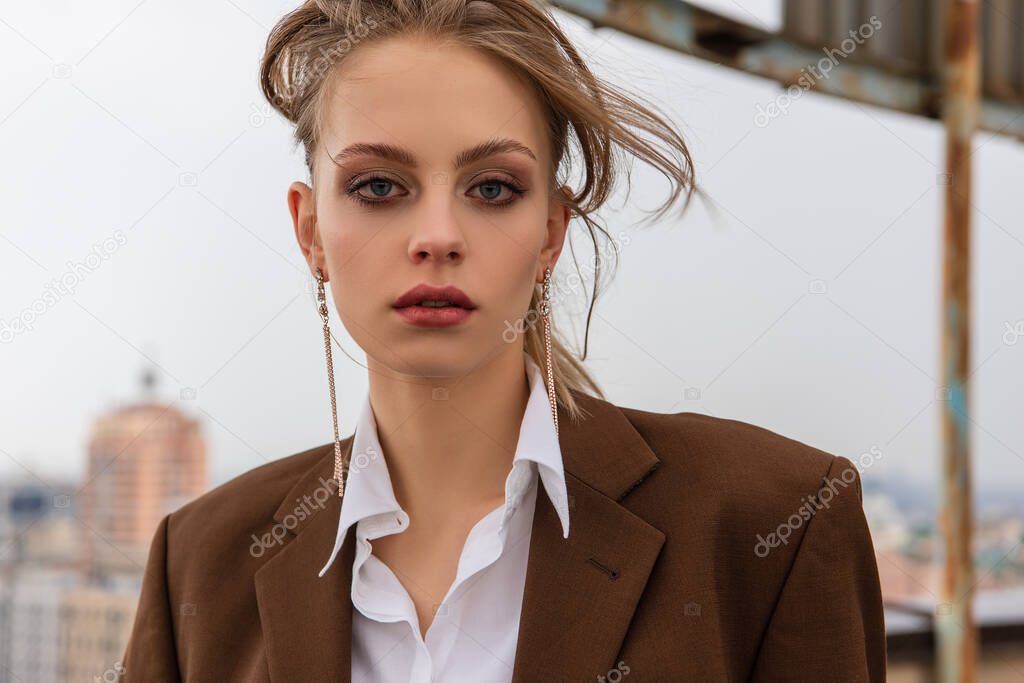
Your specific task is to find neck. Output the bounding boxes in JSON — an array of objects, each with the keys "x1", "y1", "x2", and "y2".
[{"x1": 364, "y1": 347, "x2": 531, "y2": 526}]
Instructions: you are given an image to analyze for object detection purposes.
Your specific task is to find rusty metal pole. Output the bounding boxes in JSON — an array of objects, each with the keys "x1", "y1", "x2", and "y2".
[{"x1": 937, "y1": 0, "x2": 980, "y2": 680}]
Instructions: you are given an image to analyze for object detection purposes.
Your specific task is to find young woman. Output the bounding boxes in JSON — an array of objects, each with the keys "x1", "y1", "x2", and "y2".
[{"x1": 123, "y1": 1, "x2": 885, "y2": 680}]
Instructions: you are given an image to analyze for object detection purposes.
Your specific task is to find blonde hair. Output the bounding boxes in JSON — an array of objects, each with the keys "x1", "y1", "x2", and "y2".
[{"x1": 260, "y1": 0, "x2": 696, "y2": 423}]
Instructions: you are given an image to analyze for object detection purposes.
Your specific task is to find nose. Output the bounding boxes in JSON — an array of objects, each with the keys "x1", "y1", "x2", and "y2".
[{"x1": 406, "y1": 191, "x2": 467, "y2": 265}]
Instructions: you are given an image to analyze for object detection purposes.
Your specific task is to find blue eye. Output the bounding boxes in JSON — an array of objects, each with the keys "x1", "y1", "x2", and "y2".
[
  {"x1": 367, "y1": 179, "x2": 392, "y2": 197},
  {"x1": 478, "y1": 181, "x2": 502, "y2": 200},
  {"x1": 469, "y1": 177, "x2": 527, "y2": 207},
  {"x1": 347, "y1": 175, "x2": 404, "y2": 206}
]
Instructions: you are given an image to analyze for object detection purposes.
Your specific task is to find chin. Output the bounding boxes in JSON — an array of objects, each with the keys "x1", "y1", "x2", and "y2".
[{"x1": 376, "y1": 344, "x2": 492, "y2": 381}]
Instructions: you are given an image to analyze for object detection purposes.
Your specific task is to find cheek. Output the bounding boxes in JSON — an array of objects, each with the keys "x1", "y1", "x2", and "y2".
[
  {"x1": 483, "y1": 250, "x2": 539, "y2": 321},
  {"x1": 320, "y1": 229, "x2": 388, "y2": 325},
  {"x1": 320, "y1": 212, "x2": 389, "y2": 280}
]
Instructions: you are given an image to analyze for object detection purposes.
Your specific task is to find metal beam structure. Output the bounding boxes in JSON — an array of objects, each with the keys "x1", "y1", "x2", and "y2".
[
  {"x1": 937, "y1": 2, "x2": 979, "y2": 680},
  {"x1": 548, "y1": 0, "x2": 1024, "y2": 141}
]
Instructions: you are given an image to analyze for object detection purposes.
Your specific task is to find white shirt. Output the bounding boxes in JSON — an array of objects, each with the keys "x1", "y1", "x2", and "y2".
[{"x1": 318, "y1": 351, "x2": 571, "y2": 682}]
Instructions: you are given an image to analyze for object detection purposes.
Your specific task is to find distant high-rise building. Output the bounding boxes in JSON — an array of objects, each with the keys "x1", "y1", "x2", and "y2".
[
  {"x1": 57, "y1": 585, "x2": 138, "y2": 683},
  {"x1": 0, "y1": 568, "x2": 79, "y2": 682},
  {"x1": 80, "y1": 368, "x2": 207, "y2": 577},
  {"x1": 0, "y1": 480, "x2": 78, "y2": 569}
]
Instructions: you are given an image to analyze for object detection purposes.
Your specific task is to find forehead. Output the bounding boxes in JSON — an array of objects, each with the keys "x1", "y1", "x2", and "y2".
[{"x1": 319, "y1": 35, "x2": 550, "y2": 168}]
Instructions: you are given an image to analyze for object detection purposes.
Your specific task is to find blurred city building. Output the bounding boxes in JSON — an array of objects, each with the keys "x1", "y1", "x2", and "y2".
[
  {"x1": 0, "y1": 368, "x2": 207, "y2": 680},
  {"x1": 80, "y1": 369, "x2": 207, "y2": 578}
]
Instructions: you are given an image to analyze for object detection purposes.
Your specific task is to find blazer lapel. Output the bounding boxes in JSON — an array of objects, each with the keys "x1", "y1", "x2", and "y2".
[
  {"x1": 253, "y1": 388, "x2": 664, "y2": 682},
  {"x1": 510, "y1": 390, "x2": 665, "y2": 681}
]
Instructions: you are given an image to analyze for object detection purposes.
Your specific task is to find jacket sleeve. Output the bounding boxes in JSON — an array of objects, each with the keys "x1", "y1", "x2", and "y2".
[
  {"x1": 122, "y1": 512, "x2": 183, "y2": 682},
  {"x1": 749, "y1": 455, "x2": 887, "y2": 681}
]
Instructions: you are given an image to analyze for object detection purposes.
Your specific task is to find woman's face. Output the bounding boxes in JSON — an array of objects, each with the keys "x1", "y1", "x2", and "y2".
[{"x1": 289, "y1": 34, "x2": 569, "y2": 380}]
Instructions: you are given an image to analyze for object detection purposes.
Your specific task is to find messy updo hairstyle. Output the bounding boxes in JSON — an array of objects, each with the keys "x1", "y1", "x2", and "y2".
[{"x1": 259, "y1": 0, "x2": 696, "y2": 422}]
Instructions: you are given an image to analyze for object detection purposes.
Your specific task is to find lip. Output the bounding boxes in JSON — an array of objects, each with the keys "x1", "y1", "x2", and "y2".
[
  {"x1": 393, "y1": 283, "x2": 477, "y2": 310},
  {"x1": 392, "y1": 282, "x2": 477, "y2": 328}
]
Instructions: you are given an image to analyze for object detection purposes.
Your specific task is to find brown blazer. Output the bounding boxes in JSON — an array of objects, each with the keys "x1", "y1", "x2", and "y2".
[{"x1": 122, "y1": 389, "x2": 886, "y2": 681}]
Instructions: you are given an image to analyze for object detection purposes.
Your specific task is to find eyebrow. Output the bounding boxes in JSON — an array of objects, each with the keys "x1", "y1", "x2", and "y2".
[{"x1": 331, "y1": 137, "x2": 537, "y2": 169}]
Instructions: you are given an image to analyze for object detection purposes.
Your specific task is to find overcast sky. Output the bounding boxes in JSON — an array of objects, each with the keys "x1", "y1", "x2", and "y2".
[{"x1": 2, "y1": 0, "x2": 1022, "y2": 504}]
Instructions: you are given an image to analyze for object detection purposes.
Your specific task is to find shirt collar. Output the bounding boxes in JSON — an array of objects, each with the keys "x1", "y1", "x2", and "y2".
[{"x1": 318, "y1": 350, "x2": 570, "y2": 577}]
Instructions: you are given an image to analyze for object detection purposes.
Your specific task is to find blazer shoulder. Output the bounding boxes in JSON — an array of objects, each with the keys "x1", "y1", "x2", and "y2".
[
  {"x1": 164, "y1": 440, "x2": 335, "y2": 548},
  {"x1": 616, "y1": 404, "x2": 855, "y2": 506}
]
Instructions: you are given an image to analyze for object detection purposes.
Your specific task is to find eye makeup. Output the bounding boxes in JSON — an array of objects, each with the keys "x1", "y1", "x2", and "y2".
[{"x1": 342, "y1": 170, "x2": 529, "y2": 209}]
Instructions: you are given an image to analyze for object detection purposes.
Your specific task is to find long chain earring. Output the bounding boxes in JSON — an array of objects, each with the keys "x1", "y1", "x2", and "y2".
[
  {"x1": 315, "y1": 266, "x2": 347, "y2": 498},
  {"x1": 540, "y1": 266, "x2": 559, "y2": 437}
]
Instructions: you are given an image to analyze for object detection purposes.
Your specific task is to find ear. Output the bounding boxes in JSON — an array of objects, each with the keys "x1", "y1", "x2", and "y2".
[
  {"x1": 537, "y1": 185, "x2": 571, "y2": 283},
  {"x1": 288, "y1": 181, "x2": 326, "y2": 280}
]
